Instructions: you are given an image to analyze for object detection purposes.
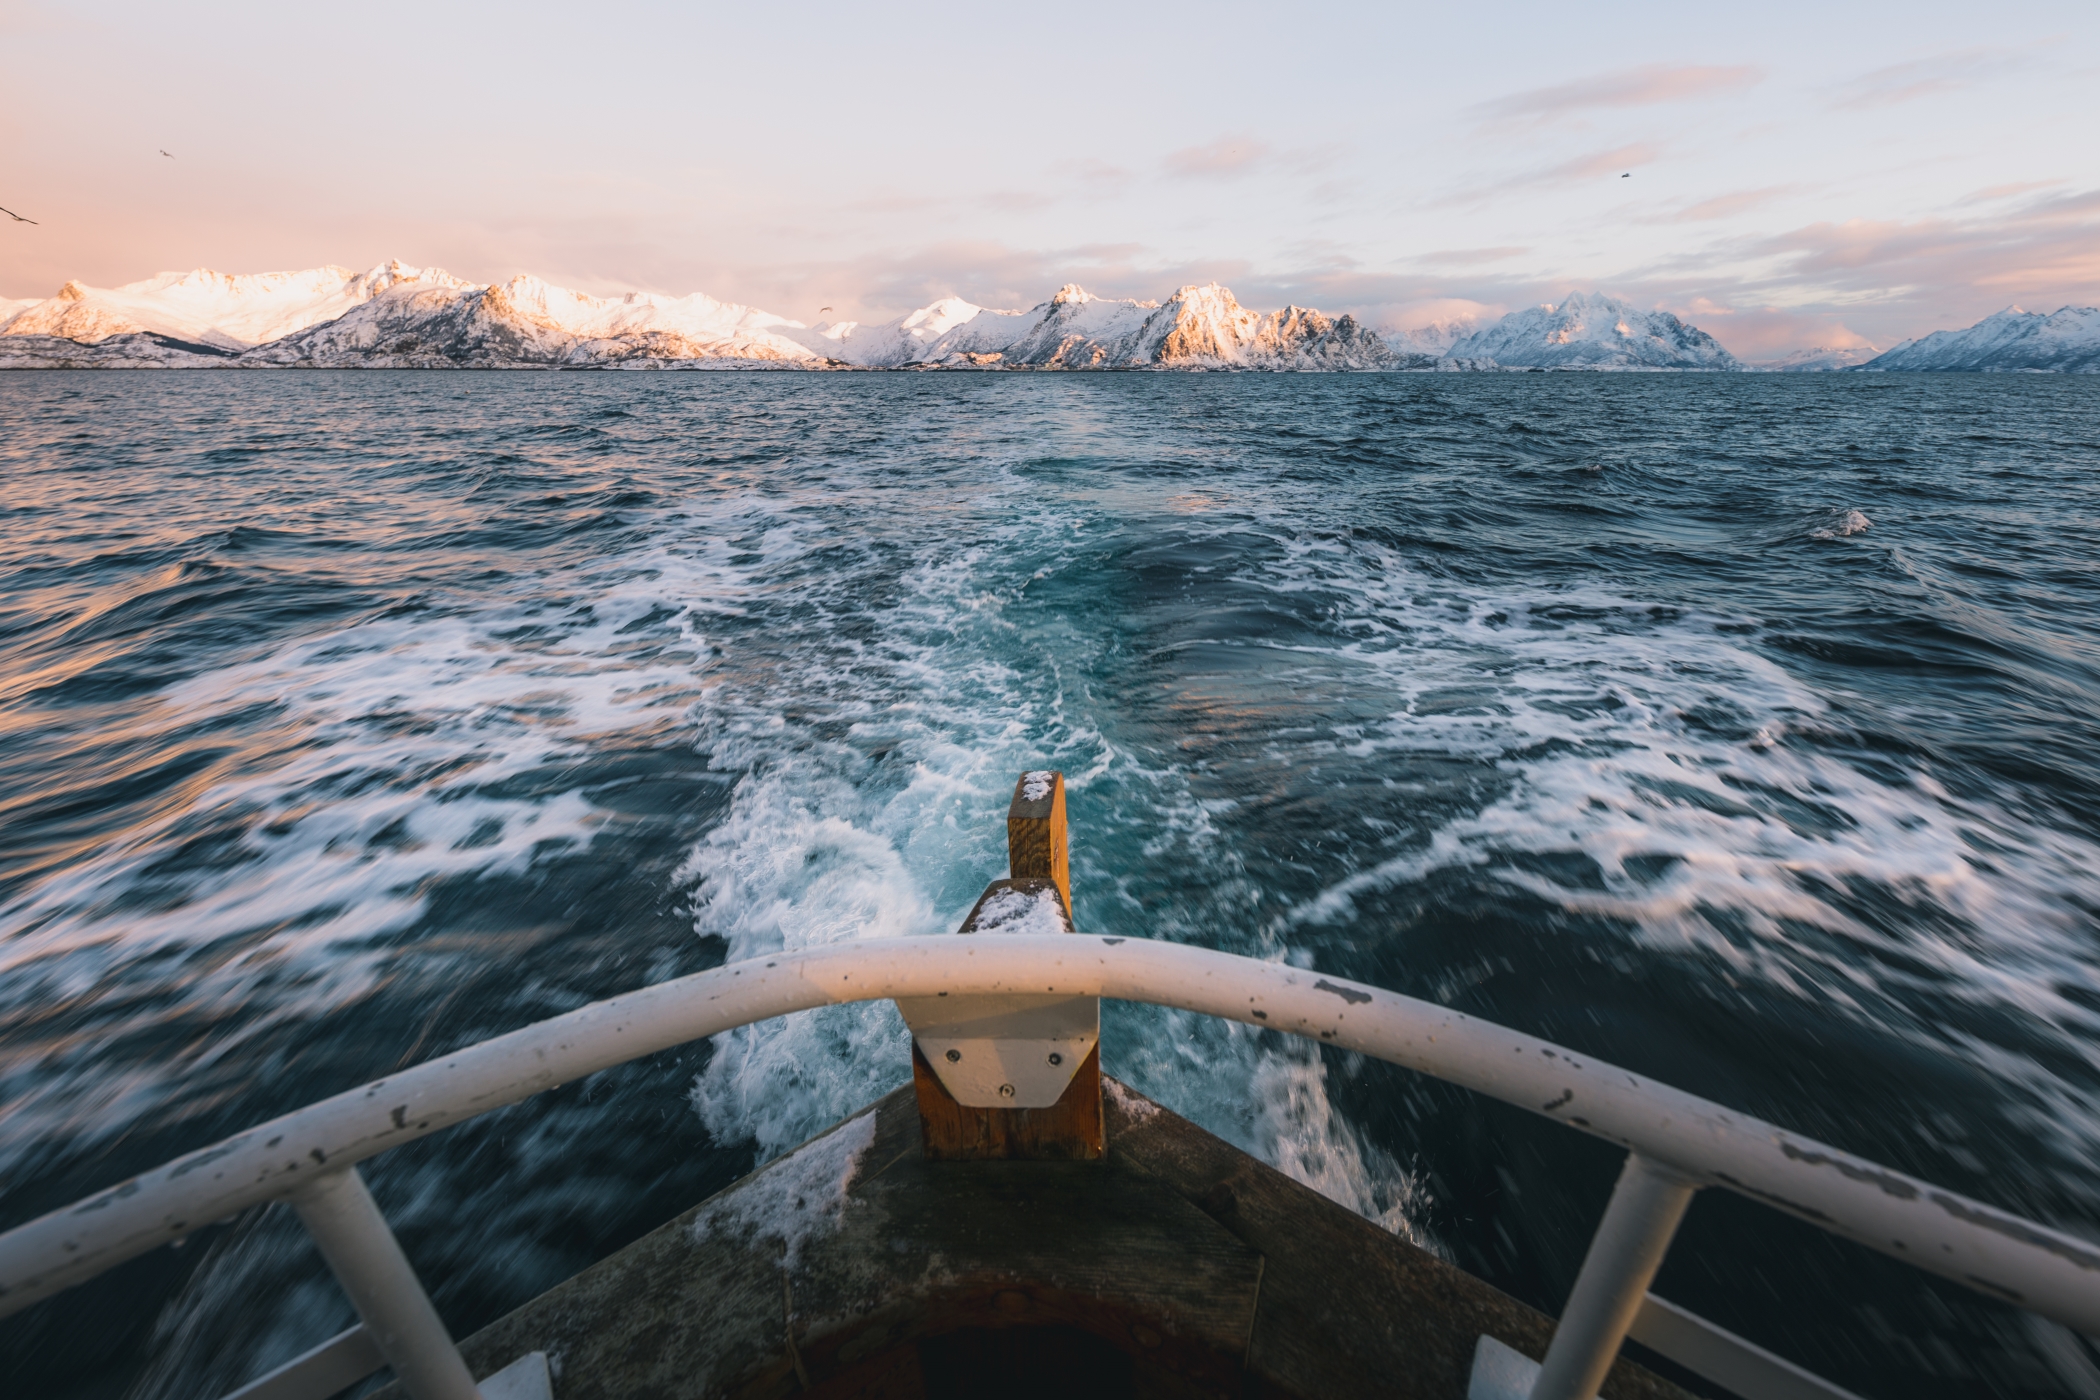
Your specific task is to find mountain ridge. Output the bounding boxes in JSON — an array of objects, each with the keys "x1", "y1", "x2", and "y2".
[
  {"x1": 1860, "y1": 306, "x2": 2100, "y2": 373},
  {"x1": 6, "y1": 262, "x2": 2094, "y2": 372},
  {"x1": 0, "y1": 267, "x2": 1409, "y2": 371},
  {"x1": 1447, "y1": 291, "x2": 1740, "y2": 371}
]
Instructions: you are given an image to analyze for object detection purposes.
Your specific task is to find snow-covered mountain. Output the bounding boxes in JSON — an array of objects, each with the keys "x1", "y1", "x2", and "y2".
[
  {"x1": 12, "y1": 261, "x2": 2095, "y2": 374},
  {"x1": 793, "y1": 297, "x2": 1032, "y2": 366},
  {"x1": 1383, "y1": 318, "x2": 1500, "y2": 370},
  {"x1": 1861, "y1": 306, "x2": 2100, "y2": 373},
  {"x1": 807, "y1": 282, "x2": 1393, "y2": 370},
  {"x1": 1386, "y1": 318, "x2": 1478, "y2": 358},
  {"x1": 0, "y1": 265, "x2": 1398, "y2": 371},
  {"x1": 0, "y1": 333, "x2": 236, "y2": 368},
  {"x1": 1759, "y1": 345, "x2": 1880, "y2": 372},
  {"x1": 1448, "y1": 292, "x2": 1739, "y2": 370},
  {"x1": 0, "y1": 262, "x2": 463, "y2": 351},
  {"x1": 980, "y1": 283, "x2": 1392, "y2": 370},
  {"x1": 245, "y1": 275, "x2": 824, "y2": 368}
]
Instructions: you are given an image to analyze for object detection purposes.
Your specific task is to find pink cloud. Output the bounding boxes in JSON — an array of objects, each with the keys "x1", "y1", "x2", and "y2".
[
  {"x1": 1412, "y1": 247, "x2": 1530, "y2": 266},
  {"x1": 1162, "y1": 135, "x2": 1271, "y2": 179},
  {"x1": 1662, "y1": 186, "x2": 1803, "y2": 223},
  {"x1": 1473, "y1": 64, "x2": 1761, "y2": 123},
  {"x1": 1757, "y1": 188, "x2": 2100, "y2": 297},
  {"x1": 1832, "y1": 49, "x2": 2025, "y2": 110},
  {"x1": 1955, "y1": 180, "x2": 2064, "y2": 206},
  {"x1": 1437, "y1": 143, "x2": 1662, "y2": 207}
]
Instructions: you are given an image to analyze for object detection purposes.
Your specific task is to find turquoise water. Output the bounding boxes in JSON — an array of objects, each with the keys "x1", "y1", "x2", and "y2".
[{"x1": 4, "y1": 371, "x2": 2099, "y2": 1397}]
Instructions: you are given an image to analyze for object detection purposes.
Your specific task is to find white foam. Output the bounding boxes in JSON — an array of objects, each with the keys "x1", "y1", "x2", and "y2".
[
  {"x1": 661, "y1": 490, "x2": 1429, "y2": 1243},
  {"x1": 1249, "y1": 534, "x2": 2100, "y2": 1168},
  {"x1": 0, "y1": 507, "x2": 773, "y2": 1170},
  {"x1": 1811, "y1": 508, "x2": 1872, "y2": 539}
]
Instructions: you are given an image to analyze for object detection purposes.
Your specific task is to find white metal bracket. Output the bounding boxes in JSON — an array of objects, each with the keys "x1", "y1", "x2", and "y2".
[{"x1": 895, "y1": 877, "x2": 1098, "y2": 1108}]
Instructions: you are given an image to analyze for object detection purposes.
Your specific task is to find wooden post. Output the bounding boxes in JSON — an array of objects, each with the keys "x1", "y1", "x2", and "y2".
[
  {"x1": 910, "y1": 773, "x2": 1101, "y2": 1161},
  {"x1": 1007, "y1": 770, "x2": 1069, "y2": 915}
]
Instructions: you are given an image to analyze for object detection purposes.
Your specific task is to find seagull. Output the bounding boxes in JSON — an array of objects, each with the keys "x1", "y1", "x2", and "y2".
[
  {"x1": 819, "y1": 306, "x2": 833, "y2": 314},
  {"x1": 1, "y1": 206, "x2": 36, "y2": 224},
  {"x1": 1621, "y1": 172, "x2": 1631, "y2": 178},
  {"x1": 161, "y1": 150, "x2": 174, "y2": 158}
]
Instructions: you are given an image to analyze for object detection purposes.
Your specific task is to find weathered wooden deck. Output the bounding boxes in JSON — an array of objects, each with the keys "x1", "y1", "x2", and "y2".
[{"x1": 399, "y1": 1080, "x2": 1691, "y2": 1400}]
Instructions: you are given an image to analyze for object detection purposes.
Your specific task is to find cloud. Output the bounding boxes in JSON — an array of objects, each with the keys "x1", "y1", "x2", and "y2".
[
  {"x1": 1538, "y1": 142, "x2": 1661, "y2": 184},
  {"x1": 983, "y1": 189, "x2": 1054, "y2": 213},
  {"x1": 1662, "y1": 306, "x2": 1881, "y2": 360},
  {"x1": 1472, "y1": 64, "x2": 1760, "y2": 123},
  {"x1": 1412, "y1": 246, "x2": 1530, "y2": 265},
  {"x1": 1162, "y1": 135, "x2": 1271, "y2": 179},
  {"x1": 1660, "y1": 186, "x2": 1803, "y2": 223},
  {"x1": 1375, "y1": 297, "x2": 1502, "y2": 335},
  {"x1": 1430, "y1": 142, "x2": 1663, "y2": 209},
  {"x1": 1754, "y1": 188, "x2": 2100, "y2": 293},
  {"x1": 844, "y1": 192, "x2": 949, "y2": 216},
  {"x1": 1579, "y1": 184, "x2": 2100, "y2": 350},
  {"x1": 1523, "y1": 143, "x2": 1660, "y2": 191},
  {"x1": 1053, "y1": 158, "x2": 1133, "y2": 195},
  {"x1": 1831, "y1": 49, "x2": 2024, "y2": 110},
  {"x1": 1955, "y1": 180, "x2": 2063, "y2": 206}
]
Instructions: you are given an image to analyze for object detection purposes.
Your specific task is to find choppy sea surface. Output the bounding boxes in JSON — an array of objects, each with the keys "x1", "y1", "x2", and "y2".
[{"x1": 3, "y1": 371, "x2": 2099, "y2": 1399}]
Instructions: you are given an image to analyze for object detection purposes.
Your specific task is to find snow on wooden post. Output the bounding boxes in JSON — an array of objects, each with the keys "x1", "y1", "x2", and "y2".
[
  {"x1": 900, "y1": 772, "x2": 1102, "y2": 1161},
  {"x1": 1006, "y1": 769, "x2": 1070, "y2": 914}
]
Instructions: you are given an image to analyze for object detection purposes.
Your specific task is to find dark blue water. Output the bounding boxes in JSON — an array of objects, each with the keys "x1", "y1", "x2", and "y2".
[{"x1": 3, "y1": 371, "x2": 2099, "y2": 1398}]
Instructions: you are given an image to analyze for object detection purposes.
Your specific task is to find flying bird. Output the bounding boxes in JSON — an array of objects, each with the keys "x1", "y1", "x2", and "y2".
[
  {"x1": 1, "y1": 206, "x2": 36, "y2": 224},
  {"x1": 161, "y1": 149, "x2": 174, "y2": 158},
  {"x1": 819, "y1": 306, "x2": 833, "y2": 313},
  {"x1": 1620, "y1": 172, "x2": 1631, "y2": 178}
]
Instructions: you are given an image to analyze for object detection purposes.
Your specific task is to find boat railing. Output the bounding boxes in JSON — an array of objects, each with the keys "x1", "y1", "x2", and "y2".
[{"x1": 2, "y1": 934, "x2": 2096, "y2": 1400}]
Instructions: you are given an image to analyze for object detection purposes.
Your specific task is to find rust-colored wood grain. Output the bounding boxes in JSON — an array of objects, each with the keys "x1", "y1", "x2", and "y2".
[
  {"x1": 913, "y1": 1041, "x2": 1103, "y2": 1162},
  {"x1": 1006, "y1": 770, "x2": 1069, "y2": 915}
]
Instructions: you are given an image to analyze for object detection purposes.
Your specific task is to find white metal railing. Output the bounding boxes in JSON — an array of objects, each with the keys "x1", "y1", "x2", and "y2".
[{"x1": 3, "y1": 934, "x2": 2096, "y2": 1400}]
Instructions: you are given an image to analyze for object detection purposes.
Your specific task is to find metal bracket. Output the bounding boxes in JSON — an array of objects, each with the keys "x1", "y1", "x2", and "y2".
[{"x1": 896, "y1": 877, "x2": 1098, "y2": 1108}]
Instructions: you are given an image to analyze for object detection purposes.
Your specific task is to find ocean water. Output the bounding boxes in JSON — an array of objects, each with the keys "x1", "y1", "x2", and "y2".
[{"x1": 2, "y1": 370, "x2": 2098, "y2": 1399}]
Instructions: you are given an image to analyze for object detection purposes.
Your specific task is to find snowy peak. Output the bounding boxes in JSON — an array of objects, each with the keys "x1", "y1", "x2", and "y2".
[
  {"x1": 897, "y1": 297, "x2": 989, "y2": 336},
  {"x1": 1449, "y1": 293, "x2": 1739, "y2": 370},
  {"x1": 246, "y1": 273, "x2": 824, "y2": 368},
  {"x1": 0, "y1": 261, "x2": 472, "y2": 349},
  {"x1": 0, "y1": 296, "x2": 41, "y2": 332},
  {"x1": 789, "y1": 295, "x2": 1029, "y2": 367},
  {"x1": 1759, "y1": 345, "x2": 1879, "y2": 372},
  {"x1": 980, "y1": 281, "x2": 1393, "y2": 370},
  {"x1": 996, "y1": 286, "x2": 1160, "y2": 367},
  {"x1": 1146, "y1": 282, "x2": 1259, "y2": 362},
  {"x1": 1863, "y1": 305, "x2": 2100, "y2": 372}
]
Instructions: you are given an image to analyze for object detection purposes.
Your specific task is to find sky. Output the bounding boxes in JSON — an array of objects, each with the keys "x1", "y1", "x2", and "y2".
[{"x1": 2, "y1": 0, "x2": 2097, "y2": 357}]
